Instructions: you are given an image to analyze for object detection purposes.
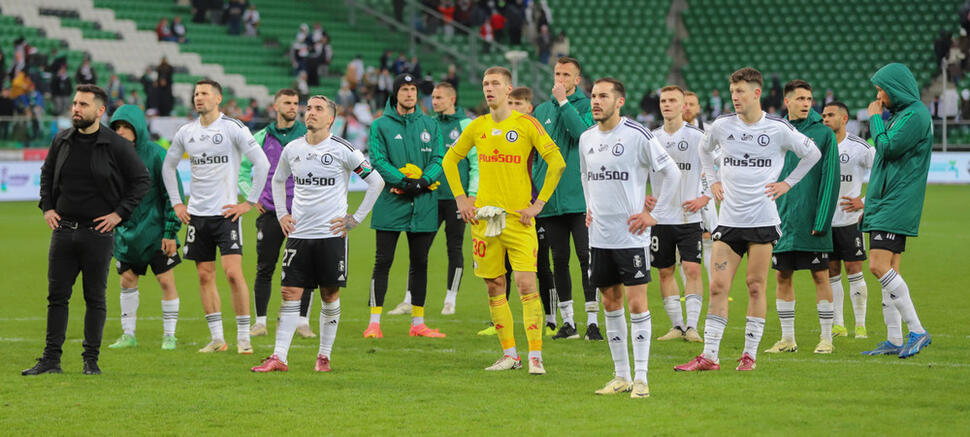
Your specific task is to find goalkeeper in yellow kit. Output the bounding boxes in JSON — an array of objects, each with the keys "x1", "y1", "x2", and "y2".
[{"x1": 442, "y1": 66, "x2": 566, "y2": 375}]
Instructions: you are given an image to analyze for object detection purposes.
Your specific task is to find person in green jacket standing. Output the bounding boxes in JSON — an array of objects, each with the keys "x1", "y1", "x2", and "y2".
[
  {"x1": 106, "y1": 104, "x2": 184, "y2": 351},
  {"x1": 860, "y1": 63, "x2": 932, "y2": 358},
  {"x1": 430, "y1": 81, "x2": 476, "y2": 315},
  {"x1": 532, "y1": 57, "x2": 600, "y2": 341},
  {"x1": 364, "y1": 73, "x2": 447, "y2": 339},
  {"x1": 764, "y1": 80, "x2": 840, "y2": 356}
]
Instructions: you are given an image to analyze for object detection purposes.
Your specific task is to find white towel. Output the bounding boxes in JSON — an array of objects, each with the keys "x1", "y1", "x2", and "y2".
[{"x1": 475, "y1": 206, "x2": 507, "y2": 237}]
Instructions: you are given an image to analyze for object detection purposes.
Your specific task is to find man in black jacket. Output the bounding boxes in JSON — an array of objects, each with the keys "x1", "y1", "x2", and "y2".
[{"x1": 22, "y1": 84, "x2": 150, "y2": 376}]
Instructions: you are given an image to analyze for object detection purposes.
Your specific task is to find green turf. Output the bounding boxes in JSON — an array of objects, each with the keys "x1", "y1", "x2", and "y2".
[{"x1": 2, "y1": 186, "x2": 969, "y2": 434}]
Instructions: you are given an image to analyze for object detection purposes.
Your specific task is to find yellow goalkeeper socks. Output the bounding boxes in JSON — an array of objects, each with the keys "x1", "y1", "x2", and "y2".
[
  {"x1": 489, "y1": 295, "x2": 516, "y2": 353},
  {"x1": 521, "y1": 292, "x2": 543, "y2": 353}
]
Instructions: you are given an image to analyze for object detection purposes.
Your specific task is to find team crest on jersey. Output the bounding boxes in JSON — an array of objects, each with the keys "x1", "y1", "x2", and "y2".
[
  {"x1": 338, "y1": 260, "x2": 345, "y2": 273},
  {"x1": 450, "y1": 128, "x2": 460, "y2": 140},
  {"x1": 678, "y1": 140, "x2": 689, "y2": 151},
  {"x1": 231, "y1": 230, "x2": 238, "y2": 241},
  {"x1": 421, "y1": 131, "x2": 431, "y2": 143},
  {"x1": 633, "y1": 253, "x2": 643, "y2": 268},
  {"x1": 611, "y1": 143, "x2": 624, "y2": 156},
  {"x1": 855, "y1": 237, "x2": 862, "y2": 248},
  {"x1": 506, "y1": 130, "x2": 519, "y2": 142},
  {"x1": 757, "y1": 134, "x2": 770, "y2": 146},
  {"x1": 322, "y1": 153, "x2": 334, "y2": 165},
  {"x1": 213, "y1": 133, "x2": 224, "y2": 144},
  {"x1": 840, "y1": 153, "x2": 850, "y2": 163}
]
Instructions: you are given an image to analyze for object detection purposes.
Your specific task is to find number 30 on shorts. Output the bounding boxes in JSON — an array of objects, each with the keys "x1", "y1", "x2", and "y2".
[{"x1": 471, "y1": 238, "x2": 487, "y2": 257}]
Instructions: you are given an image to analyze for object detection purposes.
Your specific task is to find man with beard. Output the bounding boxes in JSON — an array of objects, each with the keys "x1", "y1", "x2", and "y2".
[{"x1": 24, "y1": 85, "x2": 150, "y2": 376}]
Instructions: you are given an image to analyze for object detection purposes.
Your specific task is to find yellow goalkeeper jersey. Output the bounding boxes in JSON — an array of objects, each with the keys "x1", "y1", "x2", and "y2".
[{"x1": 443, "y1": 110, "x2": 565, "y2": 215}]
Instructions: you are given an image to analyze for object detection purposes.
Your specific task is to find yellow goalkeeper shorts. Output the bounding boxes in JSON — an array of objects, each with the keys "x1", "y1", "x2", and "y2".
[{"x1": 470, "y1": 215, "x2": 538, "y2": 278}]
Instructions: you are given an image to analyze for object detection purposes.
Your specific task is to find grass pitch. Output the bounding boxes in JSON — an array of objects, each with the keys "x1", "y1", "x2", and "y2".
[{"x1": 1, "y1": 186, "x2": 969, "y2": 435}]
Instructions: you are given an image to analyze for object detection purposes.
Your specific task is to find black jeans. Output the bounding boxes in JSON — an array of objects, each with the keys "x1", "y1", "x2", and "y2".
[
  {"x1": 254, "y1": 211, "x2": 311, "y2": 318},
  {"x1": 435, "y1": 199, "x2": 465, "y2": 295},
  {"x1": 541, "y1": 213, "x2": 595, "y2": 305},
  {"x1": 370, "y1": 230, "x2": 435, "y2": 308},
  {"x1": 44, "y1": 223, "x2": 114, "y2": 362}
]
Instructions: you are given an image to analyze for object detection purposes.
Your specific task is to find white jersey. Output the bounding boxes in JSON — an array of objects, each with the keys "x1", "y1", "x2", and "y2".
[
  {"x1": 700, "y1": 112, "x2": 819, "y2": 228},
  {"x1": 580, "y1": 118, "x2": 677, "y2": 249},
  {"x1": 165, "y1": 113, "x2": 268, "y2": 216},
  {"x1": 650, "y1": 121, "x2": 708, "y2": 225},
  {"x1": 275, "y1": 134, "x2": 370, "y2": 239},
  {"x1": 831, "y1": 133, "x2": 875, "y2": 227}
]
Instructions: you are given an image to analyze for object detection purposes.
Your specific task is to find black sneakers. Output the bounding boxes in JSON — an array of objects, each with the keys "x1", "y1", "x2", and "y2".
[
  {"x1": 83, "y1": 360, "x2": 101, "y2": 375},
  {"x1": 22, "y1": 358, "x2": 62, "y2": 376},
  {"x1": 584, "y1": 323, "x2": 604, "y2": 341},
  {"x1": 551, "y1": 322, "x2": 579, "y2": 340}
]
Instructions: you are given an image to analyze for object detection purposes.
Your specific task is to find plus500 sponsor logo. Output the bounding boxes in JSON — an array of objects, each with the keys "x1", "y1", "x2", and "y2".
[
  {"x1": 479, "y1": 153, "x2": 522, "y2": 164},
  {"x1": 723, "y1": 155, "x2": 772, "y2": 168},
  {"x1": 190, "y1": 154, "x2": 230, "y2": 165},
  {"x1": 294, "y1": 176, "x2": 336, "y2": 186},
  {"x1": 587, "y1": 169, "x2": 630, "y2": 181}
]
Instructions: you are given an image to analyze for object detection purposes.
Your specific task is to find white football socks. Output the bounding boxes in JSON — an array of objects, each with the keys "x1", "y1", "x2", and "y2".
[
  {"x1": 585, "y1": 300, "x2": 599, "y2": 326},
  {"x1": 880, "y1": 269, "x2": 925, "y2": 335},
  {"x1": 777, "y1": 300, "x2": 796, "y2": 341},
  {"x1": 604, "y1": 309, "x2": 629, "y2": 380},
  {"x1": 703, "y1": 314, "x2": 727, "y2": 362},
  {"x1": 685, "y1": 293, "x2": 703, "y2": 330},
  {"x1": 830, "y1": 275, "x2": 845, "y2": 326},
  {"x1": 161, "y1": 298, "x2": 179, "y2": 337},
  {"x1": 558, "y1": 300, "x2": 575, "y2": 327},
  {"x1": 743, "y1": 316, "x2": 765, "y2": 360},
  {"x1": 847, "y1": 272, "x2": 867, "y2": 328},
  {"x1": 236, "y1": 315, "x2": 250, "y2": 343},
  {"x1": 205, "y1": 312, "x2": 224, "y2": 342},
  {"x1": 817, "y1": 300, "x2": 834, "y2": 341},
  {"x1": 274, "y1": 300, "x2": 300, "y2": 362},
  {"x1": 662, "y1": 295, "x2": 684, "y2": 331},
  {"x1": 630, "y1": 311, "x2": 651, "y2": 383},
  {"x1": 120, "y1": 287, "x2": 139, "y2": 336},
  {"x1": 319, "y1": 299, "x2": 340, "y2": 358}
]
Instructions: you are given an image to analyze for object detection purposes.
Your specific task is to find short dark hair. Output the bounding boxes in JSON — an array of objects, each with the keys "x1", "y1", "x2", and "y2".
[
  {"x1": 75, "y1": 84, "x2": 108, "y2": 107},
  {"x1": 824, "y1": 100, "x2": 850, "y2": 115},
  {"x1": 660, "y1": 85, "x2": 685, "y2": 96},
  {"x1": 556, "y1": 56, "x2": 582, "y2": 75},
  {"x1": 308, "y1": 94, "x2": 337, "y2": 117},
  {"x1": 274, "y1": 88, "x2": 299, "y2": 100},
  {"x1": 784, "y1": 79, "x2": 813, "y2": 96},
  {"x1": 593, "y1": 77, "x2": 626, "y2": 98},
  {"x1": 483, "y1": 66, "x2": 513, "y2": 84},
  {"x1": 434, "y1": 82, "x2": 456, "y2": 93},
  {"x1": 730, "y1": 67, "x2": 763, "y2": 89},
  {"x1": 509, "y1": 87, "x2": 533, "y2": 103},
  {"x1": 195, "y1": 79, "x2": 222, "y2": 95}
]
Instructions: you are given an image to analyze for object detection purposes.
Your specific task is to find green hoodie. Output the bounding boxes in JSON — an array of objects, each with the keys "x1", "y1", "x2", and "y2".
[
  {"x1": 774, "y1": 109, "x2": 840, "y2": 253},
  {"x1": 368, "y1": 100, "x2": 445, "y2": 232},
  {"x1": 862, "y1": 63, "x2": 933, "y2": 237},
  {"x1": 532, "y1": 89, "x2": 594, "y2": 217},
  {"x1": 110, "y1": 104, "x2": 183, "y2": 264},
  {"x1": 434, "y1": 109, "x2": 476, "y2": 200}
]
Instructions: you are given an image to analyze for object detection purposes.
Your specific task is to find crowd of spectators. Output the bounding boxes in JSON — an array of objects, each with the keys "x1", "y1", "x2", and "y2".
[
  {"x1": 290, "y1": 23, "x2": 333, "y2": 87},
  {"x1": 188, "y1": 0, "x2": 258, "y2": 37}
]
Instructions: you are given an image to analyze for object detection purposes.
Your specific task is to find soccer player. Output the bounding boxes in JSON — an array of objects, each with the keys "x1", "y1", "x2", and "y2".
[
  {"x1": 582, "y1": 77, "x2": 680, "y2": 398},
  {"x1": 251, "y1": 95, "x2": 384, "y2": 372},
  {"x1": 674, "y1": 67, "x2": 820, "y2": 372},
  {"x1": 683, "y1": 91, "x2": 705, "y2": 130},
  {"x1": 161, "y1": 79, "x2": 270, "y2": 354},
  {"x1": 764, "y1": 80, "x2": 840, "y2": 355},
  {"x1": 430, "y1": 81, "x2": 477, "y2": 315},
  {"x1": 106, "y1": 104, "x2": 184, "y2": 351},
  {"x1": 365, "y1": 73, "x2": 447, "y2": 338},
  {"x1": 650, "y1": 85, "x2": 708, "y2": 343},
  {"x1": 533, "y1": 57, "x2": 600, "y2": 341},
  {"x1": 443, "y1": 66, "x2": 566, "y2": 374},
  {"x1": 821, "y1": 100, "x2": 874, "y2": 338},
  {"x1": 860, "y1": 63, "x2": 933, "y2": 358},
  {"x1": 238, "y1": 88, "x2": 315, "y2": 338}
]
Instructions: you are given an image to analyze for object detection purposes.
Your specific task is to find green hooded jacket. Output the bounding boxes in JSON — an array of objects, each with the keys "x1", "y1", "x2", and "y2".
[
  {"x1": 774, "y1": 109, "x2": 840, "y2": 253},
  {"x1": 861, "y1": 64, "x2": 933, "y2": 237},
  {"x1": 434, "y1": 109, "x2": 477, "y2": 200},
  {"x1": 369, "y1": 100, "x2": 445, "y2": 232},
  {"x1": 532, "y1": 89, "x2": 594, "y2": 217},
  {"x1": 110, "y1": 104, "x2": 183, "y2": 264}
]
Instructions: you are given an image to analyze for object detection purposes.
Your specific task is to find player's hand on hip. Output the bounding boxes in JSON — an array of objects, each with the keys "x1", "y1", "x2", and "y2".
[
  {"x1": 840, "y1": 195, "x2": 864, "y2": 212},
  {"x1": 456, "y1": 195, "x2": 478, "y2": 224},
  {"x1": 222, "y1": 201, "x2": 252, "y2": 222},
  {"x1": 867, "y1": 100, "x2": 883, "y2": 117},
  {"x1": 585, "y1": 209, "x2": 592, "y2": 227},
  {"x1": 765, "y1": 181, "x2": 790, "y2": 200},
  {"x1": 644, "y1": 195, "x2": 657, "y2": 212},
  {"x1": 627, "y1": 211, "x2": 657, "y2": 235},
  {"x1": 94, "y1": 212, "x2": 122, "y2": 233},
  {"x1": 278, "y1": 214, "x2": 295, "y2": 237},
  {"x1": 329, "y1": 215, "x2": 357, "y2": 237},
  {"x1": 516, "y1": 201, "x2": 545, "y2": 227},
  {"x1": 161, "y1": 238, "x2": 177, "y2": 256},
  {"x1": 711, "y1": 182, "x2": 724, "y2": 202},
  {"x1": 43, "y1": 209, "x2": 61, "y2": 230},
  {"x1": 173, "y1": 203, "x2": 190, "y2": 224},
  {"x1": 682, "y1": 195, "x2": 711, "y2": 213}
]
